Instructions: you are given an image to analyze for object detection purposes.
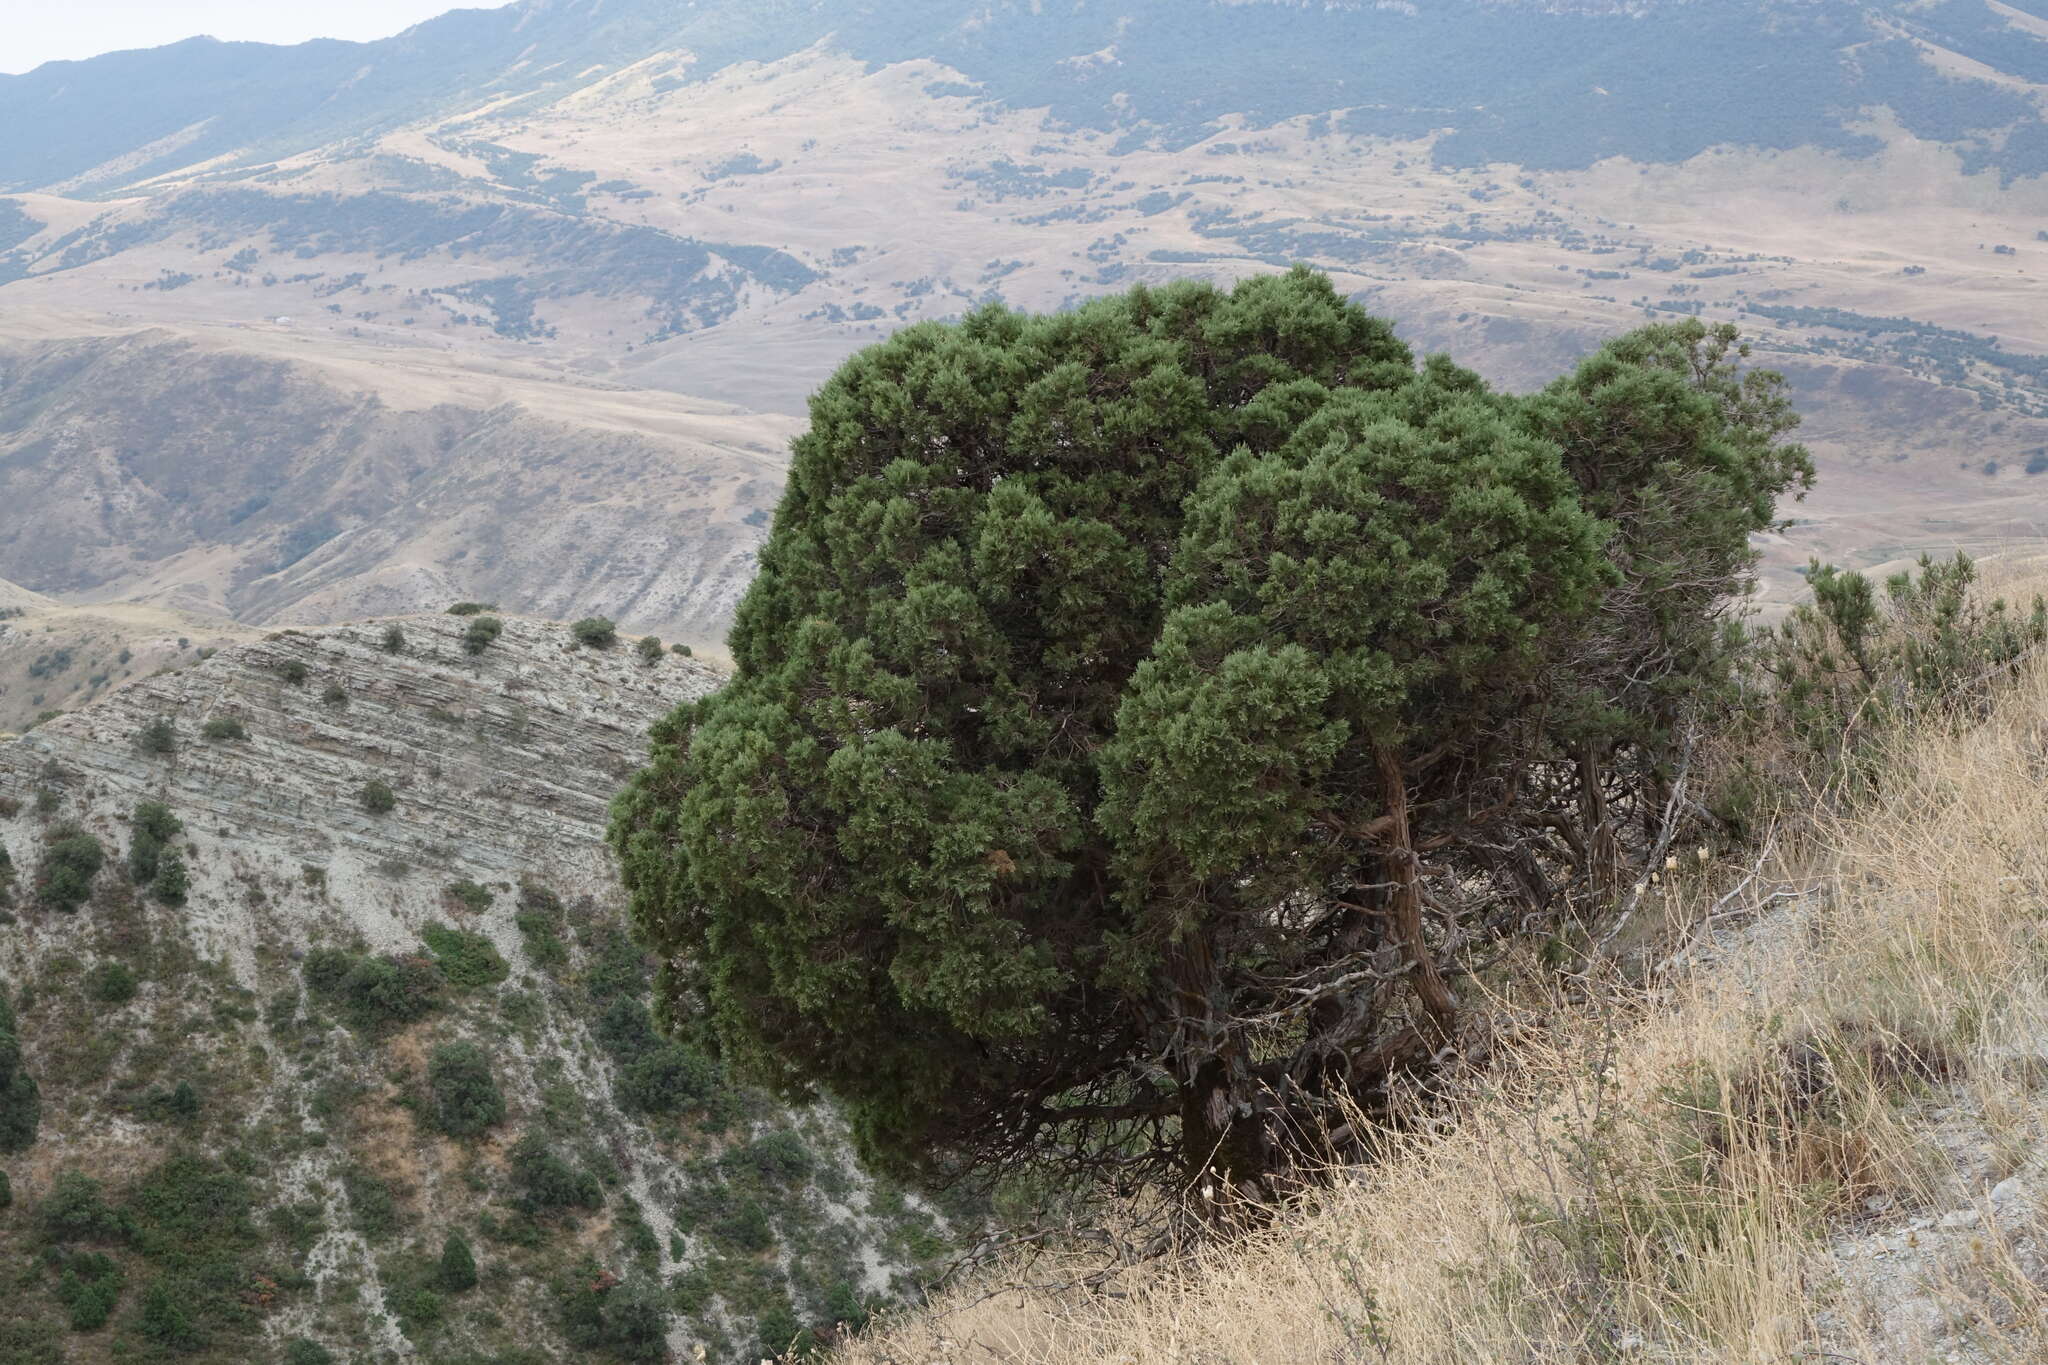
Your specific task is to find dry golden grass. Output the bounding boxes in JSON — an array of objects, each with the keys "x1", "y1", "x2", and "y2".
[{"x1": 840, "y1": 642, "x2": 2048, "y2": 1363}]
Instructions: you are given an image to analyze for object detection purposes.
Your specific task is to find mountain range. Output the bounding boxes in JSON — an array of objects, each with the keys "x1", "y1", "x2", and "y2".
[{"x1": 2, "y1": 0, "x2": 2046, "y2": 635}]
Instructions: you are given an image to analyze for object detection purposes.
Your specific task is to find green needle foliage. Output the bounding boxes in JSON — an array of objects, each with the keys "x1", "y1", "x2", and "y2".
[
  {"x1": 0, "y1": 982, "x2": 40, "y2": 1152},
  {"x1": 612, "y1": 272, "x2": 1811, "y2": 1195}
]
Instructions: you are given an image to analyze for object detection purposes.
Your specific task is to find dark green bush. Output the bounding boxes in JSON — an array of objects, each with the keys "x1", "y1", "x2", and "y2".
[
  {"x1": 38, "y1": 825, "x2": 104, "y2": 912},
  {"x1": 306, "y1": 950, "x2": 442, "y2": 1031},
  {"x1": 134, "y1": 1276, "x2": 202, "y2": 1352},
  {"x1": 284, "y1": 1339, "x2": 336, "y2": 1365},
  {"x1": 438, "y1": 1233, "x2": 478, "y2": 1293},
  {"x1": 0, "y1": 984, "x2": 39, "y2": 1152},
  {"x1": 446, "y1": 602, "x2": 495, "y2": 616},
  {"x1": 321, "y1": 683, "x2": 349, "y2": 709},
  {"x1": 570, "y1": 617, "x2": 617, "y2": 649},
  {"x1": 277, "y1": 659, "x2": 309, "y2": 686},
  {"x1": 39, "y1": 1170, "x2": 130, "y2": 1243},
  {"x1": 510, "y1": 1133, "x2": 602, "y2": 1215},
  {"x1": 380, "y1": 625, "x2": 406, "y2": 654},
  {"x1": 201, "y1": 716, "x2": 248, "y2": 741},
  {"x1": 139, "y1": 1081, "x2": 202, "y2": 1124},
  {"x1": 360, "y1": 779, "x2": 397, "y2": 815},
  {"x1": 668, "y1": 643, "x2": 692, "y2": 658},
  {"x1": 558, "y1": 1265, "x2": 668, "y2": 1363},
  {"x1": 136, "y1": 718, "x2": 178, "y2": 755},
  {"x1": 616, "y1": 1043, "x2": 719, "y2": 1118},
  {"x1": 300, "y1": 947, "x2": 354, "y2": 996},
  {"x1": 128, "y1": 801, "x2": 182, "y2": 884},
  {"x1": 723, "y1": 1130, "x2": 813, "y2": 1186},
  {"x1": 514, "y1": 883, "x2": 568, "y2": 971},
  {"x1": 153, "y1": 852, "x2": 189, "y2": 907},
  {"x1": 87, "y1": 961, "x2": 138, "y2": 1005},
  {"x1": 422, "y1": 924, "x2": 508, "y2": 992},
  {"x1": 463, "y1": 616, "x2": 504, "y2": 656},
  {"x1": 55, "y1": 1250, "x2": 124, "y2": 1330},
  {"x1": 634, "y1": 635, "x2": 664, "y2": 663},
  {"x1": 444, "y1": 880, "x2": 492, "y2": 914},
  {"x1": 427, "y1": 1042, "x2": 505, "y2": 1137},
  {"x1": 709, "y1": 1198, "x2": 773, "y2": 1253}
]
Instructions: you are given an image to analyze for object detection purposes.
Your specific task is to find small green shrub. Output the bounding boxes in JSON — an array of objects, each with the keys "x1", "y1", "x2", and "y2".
[
  {"x1": 510, "y1": 1133, "x2": 602, "y2": 1215},
  {"x1": 139, "y1": 1080, "x2": 202, "y2": 1124},
  {"x1": 306, "y1": 950, "x2": 442, "y2": 1031},
  {"x1": 128, "y1": 801, "x2": 182, "y2": 884},
  {"x1": 380, "y1": 624, "x2": 406, "y2": 654},
  {"x1": 360, "y1": 779, "x2": 397, "y2": 815},
  {"x1": 134, "y1": 1276, "x2": 202, "y2": 1352},
  {"x1": 87, "y1": 961, "x2": 138, "y2": 1005},
  {"x1": 55, "y1": 1250, "x2": 124, "y2": 1330},
  {"x1": 617, "y1": 1043, "x2": 719, "y2": 1117},
  {"x1": 570, "y1": 617, "x2": 618, "y2": 650},
  {"x1": 422, "y1": 924, "x2": 509, "y2": 992},
  {"x1": 38, "y1": 825, "x2": 105, "y2": 912},
  {"x1": 136, "y1": 717, "x2": 178, "y2": 755},
  {"x1": 277, "y1": 659, "x2": 309, "y2": 686},
  {"x1": 635, "y1": 635, "x2": 664, "y2": 663},
  {"x1": 1, "y1": 984, "x2": 40, "y2": 1152},
  {"x1": 514, "y1": 883, "x2": 569, "y2": 971},
  {"x1": 39, "y1": 1170, "x2": 130, "y2": 1243},
  {"x1": 301, "y1": 947, "x2": 354, "y2": 996},
  {"x1": 446, "y1": 602, "x2": 495, "y2": 617},
  {"x1": 669, "y1": 643, "x2": 693, "y2": 658},
  {"x1": 321, "y1": 683, "x2": 349, "y2": 708},
  {"x1": 438, "y1": 1233, "x2": 478, "y2": 1293},
  {"x1": 201, "y1": 716, "x2": 247, "y2": 741},
  {"x1": 152, "y1": 852, "x2": 189, "y2": 907},
  {"x1": 284, "y1": 1339, "x2": 336, "y2": 1365},
  {"x1": 462, "y1": 616, "x2": 504, "y2": 656},
  {"x1": 444, "y1": 880, "x2": 492, "y2": 914},
  {"x1": 427, "y1": 1042, "x2": 506, "y2": 1137}
]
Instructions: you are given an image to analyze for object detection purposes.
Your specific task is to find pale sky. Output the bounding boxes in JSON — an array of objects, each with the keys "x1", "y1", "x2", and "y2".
[{"x1": 0, "y1": 1, "x2": 516, "y2": 75}]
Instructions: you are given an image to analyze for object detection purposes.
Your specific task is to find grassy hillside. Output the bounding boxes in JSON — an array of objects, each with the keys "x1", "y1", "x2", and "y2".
[{"x1": 836, "y1": 570, "x2": 2048, "y2": 1363}]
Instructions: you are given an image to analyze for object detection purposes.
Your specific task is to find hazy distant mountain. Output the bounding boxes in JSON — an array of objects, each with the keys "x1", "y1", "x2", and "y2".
[
  {"x1": 2, "y1": 0, "x2": 2047, "y2": 636},
  {"x1": 6, "y1": 0, "x2": 2048, "y2": 196}
]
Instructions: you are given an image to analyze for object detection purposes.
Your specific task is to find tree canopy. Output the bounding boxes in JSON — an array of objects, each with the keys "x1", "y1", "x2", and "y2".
[{"x1": 610, "y1": 270, "x2": 1811, "y2": 1196}]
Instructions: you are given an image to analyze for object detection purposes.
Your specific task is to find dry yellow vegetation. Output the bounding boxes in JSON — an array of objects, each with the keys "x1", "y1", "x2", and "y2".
[{"x1": 840, "y1": 600, "x2": 2048, "y2": 1363}]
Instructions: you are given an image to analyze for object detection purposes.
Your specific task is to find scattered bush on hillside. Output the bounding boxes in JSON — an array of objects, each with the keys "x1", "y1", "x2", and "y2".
[
  {"x1": 54, "y1": 1251, "x2": 124, "y2": 1330},
  {"x1": 201, "y1": 715, "x2": 248, "y2": 741},
  {"x1": 152, "y1": 851, "x2": 189, "y2": 907},
  {"x1": 611, "y1": 273, "x2": 1814, "y2": 1197},
  {"x1": 0, "y1": 983, "x2": 40, "y2": 1152},
  {"x1": 135, "y1": 717, "x2": 178, "y2": 756},
  {"x1": 446, "y1": 602, "x2": 495, "y2": 616},
  {"x1": 381, "y1": 624, "x2": 406, "y2": 654},
  {"x1": 359, "y1": 779, "x2": 397, "y2": 814},
  {"x1": 422, "y1": 924, "x2": 509, "y2": 992},
  {"x1": 444, "y1": 879, "x2": 492, "y2": 914},
  {"x1": 463, "y1": 616, "x2": 504, "y2": 656},
  {"x1": 634, "y1": 635, "x2": 663, "y2": 663},
  {"x1": 127, "y1": 801, "x2": 182, "y2": 884},
  {"x1": 37, "y1": 825, "x2": 104, "y2": 912},
  {"x1": 87, "y1": 961, "x2": 137, "y2": 1005},
  {"x1": 277, "y1": 659, "x2": 310, "y2": 686},
  {"x1": 570, "y1": 617, "x2": 617, "y2": 650},
  {"x1": 509, "y1": 1133, "x2": 603, "y2": 1215},
  {"x1": 514, "y1": 882, "x2": 569, "y2": 971},
  {"x1": 669, "y1": 643, "x2": 692, "y2": 658},
  {"x1": 285, "y1": 1339, "x2": 336, "y2": 1365},
  {"x1": 438, "y1": 1233, "x2": 478, "y2": 1293},
  {"x1": 427, "y1": 1042, "x2": 506, "y2": 1137},
  {"x1": 304, "y1": 948, "x2": 443, "y2": 1031},
  {"x1": 38, "y1": 1170, "x2": 128, "y2": 1244},
  {"x1": 557, "y1": 1262, "x2": 668, "y2": 1363},
  {"x1": 322, "y1": 683, "x2": 349, "y2": 708}
]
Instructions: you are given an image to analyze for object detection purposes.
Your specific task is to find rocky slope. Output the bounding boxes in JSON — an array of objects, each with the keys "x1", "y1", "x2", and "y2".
[{"x1": 0, "y1": 612, "x2": 952, "y2": 1364}]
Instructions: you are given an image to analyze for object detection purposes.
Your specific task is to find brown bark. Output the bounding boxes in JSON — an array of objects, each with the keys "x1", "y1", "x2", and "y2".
[{"x1": 1373, "y1": 744, "x2": 1458, "y2": 1047}]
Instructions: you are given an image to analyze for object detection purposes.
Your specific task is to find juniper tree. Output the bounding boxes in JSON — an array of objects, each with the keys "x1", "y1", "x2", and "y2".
[{"x1": 611, "y1": 272, "x2": 1808, "y2": 1196}]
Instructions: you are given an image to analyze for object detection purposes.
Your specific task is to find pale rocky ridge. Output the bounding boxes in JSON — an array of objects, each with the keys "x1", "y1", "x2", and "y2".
[{"x1": 0, "y1": 613, "x2": 947, "y2": 1363}]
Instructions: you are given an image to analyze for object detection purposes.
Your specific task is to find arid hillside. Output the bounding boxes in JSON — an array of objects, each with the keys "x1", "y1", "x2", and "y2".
[
  {"x1": 0, "y1": 612, "x2": 955, "y2": 1363},
  {"x1": 2, "y1": 0, "x2": 2048, "y2": 630}
]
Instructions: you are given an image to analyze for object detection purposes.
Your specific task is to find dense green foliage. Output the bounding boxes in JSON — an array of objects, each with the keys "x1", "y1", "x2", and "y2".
[
  {"x1": 462, "y1": 616, "x2": 504, "y2": 656},
  {"x1": 359, "y1": 779, "x2": 397, "y2": 814},
  {"x1": 572, "y1": 617, "x2": 618, "y2": 650},
  {"x1": 136, "y1": 718, "x2": 178, "y2": 756},
  {"x1": 0, "y1": 983, "x2": 38, "y2": 1152},
  {"x1": 36, "y1": 825, "x2": 104, "y2": 913},
  {"x1": 438, "y1": 1233, "x2": 478, "y2": 1293},
  {"x1": 200, "y1": 716, "x2": 248, "y2": 742},
  {"x1": 128, "y1": 801, "x2": 182, "y2": 885},
  {"x1": 381, "y1": 624, "x2": 407, "y2": 654},
  {"x1": 421, "y1": 924, "x2": 509, "y2": 992},
  {"x1": 635, "y1": 635, "x2": 664, "y2": 663},
  {"x1": 427, "y1": 1042, "x2": 507, "y2": 1137},
  {"x1": 613, "y1": 273, "x2": 1811, "y2": 1191},
  {"x1": 304, "y1": 948, "x2": 443, "y2": 1031}
]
